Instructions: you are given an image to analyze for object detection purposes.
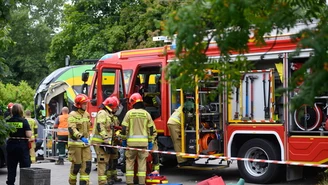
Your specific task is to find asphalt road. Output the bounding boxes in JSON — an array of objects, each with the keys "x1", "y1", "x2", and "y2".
[{"x1": 0, "y1": 160, "x2": 320, "y2": 185}]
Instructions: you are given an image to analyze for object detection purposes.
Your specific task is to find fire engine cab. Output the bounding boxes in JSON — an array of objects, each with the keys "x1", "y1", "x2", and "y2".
[{"x1": 81, "y1": 21, "x2": 328, "y2": 184}]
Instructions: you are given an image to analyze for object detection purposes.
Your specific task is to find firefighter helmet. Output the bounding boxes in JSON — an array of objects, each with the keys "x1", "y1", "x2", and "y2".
[
  {"x1": 129, "y1": 93, "x2": 143, "y2": 106},
  {"x1": 112, "y1": 96, "x2": 120, "y2": 105},
  {"x1": 74, "y1": 94, "x2": 90, "y2": 108},
  {"x1": 7, "y1": 102, "x2": 14, "y2": 109},
  {"x1": 103, "y1": 97, "x2": 119, "y2": 111}
]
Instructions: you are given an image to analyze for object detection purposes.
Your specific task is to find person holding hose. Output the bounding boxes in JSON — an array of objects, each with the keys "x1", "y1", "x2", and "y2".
[
  {"x1": 67, "y1": 94, "x2": 92, "y2": 185},
  {"x1": 122, "y1": 93, "x2": 155, "y2": 185}
]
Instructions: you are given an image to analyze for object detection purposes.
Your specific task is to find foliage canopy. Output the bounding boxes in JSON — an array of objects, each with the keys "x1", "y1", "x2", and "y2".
[
  {"x1": 165, "y1": 0, "x2": 328, "y2": 109},
  {"x1": 47, "y1": 0, "x2": 181, "y2": 70}
]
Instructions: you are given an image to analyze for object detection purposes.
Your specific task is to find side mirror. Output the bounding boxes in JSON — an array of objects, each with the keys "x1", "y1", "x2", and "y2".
[{"x1": 82, "y1": 72, "x2": 89, "y2": 82}]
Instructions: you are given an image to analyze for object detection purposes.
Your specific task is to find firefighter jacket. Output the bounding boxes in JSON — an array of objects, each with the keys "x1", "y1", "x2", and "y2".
[
  {"x1": 167, "y1": 106, "x2": 182, "y2": 125},
  {"x1": 121, "y1": 109, "x2": 154, "y2": 147},
  {"x1": 91, "y1": 109, "x2": 114, "y2": 145},
  {"x1": 56, "y1": 114, "x2": 69, "y2": 136},
  {"x1": 26, "y1": 118, "x2": 38, "y2": 140},
  {"x1": 68, "y1": 109, "x2": 91, "y2": 147}
]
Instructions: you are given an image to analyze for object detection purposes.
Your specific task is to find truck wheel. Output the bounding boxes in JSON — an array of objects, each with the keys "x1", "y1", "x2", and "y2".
[{"x1": 237, "y1": 138, "x2": 281, "y2": 184}]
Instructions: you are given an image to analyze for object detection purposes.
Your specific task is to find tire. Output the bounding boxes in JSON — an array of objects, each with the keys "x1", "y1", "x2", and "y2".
[{"x1": 237, "y1": 138, "x2": 281, "y2": 184}]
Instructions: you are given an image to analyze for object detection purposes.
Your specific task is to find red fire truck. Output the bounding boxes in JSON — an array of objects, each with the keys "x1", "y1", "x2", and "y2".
[{"x1": 82, "y1": 21, "x2": 328, "y2": 184}]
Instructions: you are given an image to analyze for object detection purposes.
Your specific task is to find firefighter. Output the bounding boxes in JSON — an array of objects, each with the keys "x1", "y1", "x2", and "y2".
[
  {"x1": 122, "y1": 93, "x2": 155, "y2": 185},
  {"x1": 91, "y1": 96, "x2": 118, "y2": 185},
  {"x1": 106, "y1": 96, "x2": 123, "y2": 184},
  {"x1": 25, "y1": 110, "x2": 38, "y2": 164},
  {"x1": 4, "y1": 102, "x2": 14, "y2": 120},
  {"x1": 167, "y1": 99, "x2": 194, "y2": 167},
  {"x1": 54, "y1": 106, "x2": 69, "y2": 165},
  {"x1": 67, "y1": 94, "x2": 92, "y2": 185}
]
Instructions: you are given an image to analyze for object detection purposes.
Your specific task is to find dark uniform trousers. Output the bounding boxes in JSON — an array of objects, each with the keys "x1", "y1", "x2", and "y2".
[{"x1": 6, "y1": 139, "x2": 31, "y2": 185}]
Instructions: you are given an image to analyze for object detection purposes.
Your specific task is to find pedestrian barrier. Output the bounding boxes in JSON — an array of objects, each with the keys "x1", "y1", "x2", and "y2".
[
  {"x1": 11, "y1": 136, "x2": 328, "y2": 168},
  {"x1": 42, "y1": 128, "x2": 69, "y2": 159},
  {"x1": 20, "y1": 167, "x2": 51, "y2": 185}
]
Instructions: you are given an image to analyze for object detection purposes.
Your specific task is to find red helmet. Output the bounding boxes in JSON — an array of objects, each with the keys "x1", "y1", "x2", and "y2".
[
  {"x1": 7, "y1": 102, "x2": 14, "y2": 109},
  {"x1": 112, "y1": 96, "x2": 120, "y2": 105},
  {"x1": 129, "y1": 93, "x2": 143, "y2": 106},
  {"x1": 103, "y1": 97, "x2": 119, "y2": 111},
  {"x1": 74, "y1": 94, "x2": 90, "y2": 108}
]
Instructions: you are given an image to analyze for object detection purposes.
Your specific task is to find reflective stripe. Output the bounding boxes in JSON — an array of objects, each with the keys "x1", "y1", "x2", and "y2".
[
  {"x1": 68, "y1": 141, "x2": 85, "y2": 146},
  {"x1": 80, "y1": 175, "x2": 89, "y2": 180},
  {"x1": 127, "y1": 135, "x2": 148, "y2": 142},
  {"x1": 31, "y1": 157, "x2": 36, "y2": 162},
  {"x1": 128, "y1": 135, "x2": 147, "y2": 138},
  {"x1": 98, "y1": 175, "x2": 107, "y2": 180},
  {"x1": 127, "y1": 138, "x2": 148, "y2": 142},
  {"x1": 70, "y1": 174, "x2": 77, "y2": 180},
  {"x1": 91, "y1": 137, "x2": 104, "y2": 142},
  {"x1": 146, "y1": 179, "x2": 161, "y2": 183},
  {"x1": 68, "y1": 138, "x2": 85, "y2": 147},
  {"x1": 126, "y1": 171, "x2": 134, "y2": 176},
  {"x1": 137, "y1": 172, "x2": 146, "y2": 177}
]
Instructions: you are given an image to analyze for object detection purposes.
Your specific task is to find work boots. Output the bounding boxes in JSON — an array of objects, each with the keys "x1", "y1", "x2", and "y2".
[{"x1": 55, "y1": 157, "x2": 64, "y2": 165}]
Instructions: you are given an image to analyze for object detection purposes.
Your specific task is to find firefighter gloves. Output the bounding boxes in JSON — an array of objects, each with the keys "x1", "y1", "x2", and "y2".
[
  {"x1": 122, "y1": 140, "x2": 127, "y2": 147},
  {"x1": 81, "y1": 137, "x2": 89, "y2": 144},
  {"x1": 148, "y1": 142, "x2": 153, "y2": 150}
]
